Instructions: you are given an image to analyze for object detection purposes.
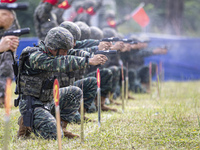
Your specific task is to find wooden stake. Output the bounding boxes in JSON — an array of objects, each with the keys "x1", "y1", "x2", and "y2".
[
  {"x1": 53, "y1": 79, "x2": 62, "y2": 150},
  {"x1": 97, "y1": 68, "x2": 101, "y2": 127}
]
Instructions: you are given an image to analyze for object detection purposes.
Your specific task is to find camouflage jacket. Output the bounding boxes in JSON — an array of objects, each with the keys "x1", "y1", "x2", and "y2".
[
  {"x1": 75, "y1": 39, "x2": 99, "y2": 49},
  {"x1": 34, "y1": 2, "x2": 58, "y2": 41}
]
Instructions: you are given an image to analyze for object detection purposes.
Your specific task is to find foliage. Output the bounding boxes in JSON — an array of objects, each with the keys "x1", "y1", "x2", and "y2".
[
  {"x1": 15, "y1": 0, "x2": 200, "y2": 37},
  {"x1": 115, "y1": 0, "x2": 200, "y2": 37},
  {"x1": 0, "y1": 81, "x2": 200, "y2": 149}
]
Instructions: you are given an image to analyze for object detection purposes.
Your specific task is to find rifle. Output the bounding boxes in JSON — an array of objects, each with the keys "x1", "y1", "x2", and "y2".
[{"x1": 0, "y1": 2, "x2": 29, "y2": 10}]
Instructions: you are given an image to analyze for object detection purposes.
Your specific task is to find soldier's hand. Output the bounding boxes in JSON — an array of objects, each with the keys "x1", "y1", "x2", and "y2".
[
  {"x1": 98, "y1": 41, "x2": 111, "y2": 50},
  {"x1": 110, "y1": 41, "x2": 124, "y2": 50},
  {"x1": 89, "y1": 54, "x2": 108, "y2": 65},
  {"x1": 0, "y1": 36, "x2": 19, "y2": 53}
]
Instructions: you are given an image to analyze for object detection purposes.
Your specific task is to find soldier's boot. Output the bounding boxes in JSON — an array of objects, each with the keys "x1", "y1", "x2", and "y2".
[
  {"x1": 17, "y1": 116, "x2": 32, "y2": 138},
  {"x1": 108, "y1": 93, "x2": 121, "y2": 106},
  {"x1": 61, "y1": 120, "x2": 79, "y2": 139},
  {"x1": 128, "y1": 94, "x2": 135, "y2": 100},
  {"x1": 100, "y1": 96, "x2": 117, "y2": 112},
  {"x1": 109, "y1": 99, "x2": 122, "y2": 106},
  {"x1": 78, "y1": 108, "x2": 95, "y2": 123},
  {"x1": 0, "y1": 97, "x2": 4, "y2": 108}
]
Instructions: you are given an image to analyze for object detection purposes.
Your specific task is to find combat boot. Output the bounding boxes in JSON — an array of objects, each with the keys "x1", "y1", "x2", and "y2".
[
  {"x1": 95, "y1": 96, "x2": 117, "y2": 112},
  {"x1": 17, "y1": 116, "x2": 32, "y2": 138},
  {"x1": 61, "y1": 120, "x2": 79, "y2": 139},
  {"x1": 78, "y1": 108, "x2": 95, "y2": 123},
  {"x1": 109, "y1": 99, "x2": 121, "y2": 106}
]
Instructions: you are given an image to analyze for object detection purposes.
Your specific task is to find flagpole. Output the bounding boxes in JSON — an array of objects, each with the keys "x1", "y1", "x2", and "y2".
[{"x1": 131, "y1": 2, "x2": 145, "y2": 16}]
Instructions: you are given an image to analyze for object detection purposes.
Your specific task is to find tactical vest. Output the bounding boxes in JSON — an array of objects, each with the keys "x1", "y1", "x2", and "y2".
[
  {"x1": 17, "y1": 46, "x2": 75, "y2": 103},
  {"x1": 74, "y1": 69, "x2": 85, "y2": 81}
]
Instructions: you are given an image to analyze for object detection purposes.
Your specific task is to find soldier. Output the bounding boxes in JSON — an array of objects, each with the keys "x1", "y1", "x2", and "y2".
[
  {"x1": 52, "y1": 0, "x2": 74, "y2": 25},
  {"x1": 121, "y1": 34, "x2": 167, "y2": 93},
  {"x1": 34, "y1": 0, "x2": 73, "y2": 41},
  {"x1": 17, "y1": 27, "x2": 108, "y2": 139},
  {"x1": 89, "y1": 26, "x2": 103, "y2": 40},
  {"x1": 0, "y1": 6, "x2": 20, "y2": 107},
  {"x1": 60, "y1": 21, "x2": 117, "y2": 112}
]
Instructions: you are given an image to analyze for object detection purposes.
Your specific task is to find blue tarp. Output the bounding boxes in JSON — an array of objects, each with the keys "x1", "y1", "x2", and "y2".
[
  {"x1": 145, "y1": 36, "x2": 200, "y2": 81},
  {"x1": 16, "y1": 36, "x2": 200, "y2": 81}
]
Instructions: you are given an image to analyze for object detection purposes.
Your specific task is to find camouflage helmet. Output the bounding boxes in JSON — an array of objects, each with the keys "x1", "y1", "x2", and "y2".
[
  {"x1": 102, "y1": 27, "x2": 117, "y2": 38},
  {"x1": 116, "y1": 33, "x2": 124, "y2": 39},
  {"x1": 75, "y1": 21, "x2": 91, "y2": 40},
  {"x1": 89, "y1": 26, "x2": 103, "y2": 40},
  {"x1": 129, "y1": 35, "x2": 139, "y2": 41},
  {"x1": 60, "y1": 21, "x2": 81, "y2": 40},
  {"x1": 104, "y1": 10, "x2": 116, "y2": 19},
  {"x1": 44, "y1": 27, "x2": 74, "y2": 51},
  {"x1": 83, "y1": 0, "x2": 95, "y2": 9}
]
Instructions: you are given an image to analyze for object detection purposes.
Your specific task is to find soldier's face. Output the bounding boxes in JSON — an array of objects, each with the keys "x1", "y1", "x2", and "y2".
[
  {"x1": 73, "y1": 40, "x2": 76, "y2": 48},
  {"x1": 58, "y1": 49, "x2": 68, "y2": 56},
  {"x1": 50, "y1": 49, "x2": 68, "y2": 56},
  {"x1": 0, "y1": 9, "x2": 14, "y2": 30}
]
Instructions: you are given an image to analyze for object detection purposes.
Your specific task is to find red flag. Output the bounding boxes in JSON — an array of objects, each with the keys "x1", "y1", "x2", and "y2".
[
  {"x1": 96, "y1": 68, "x2": 100, "y2": 88},
  {"x1": 1, "y1": 0, "x2": 16, "y2": 3},
  {"x1": 53, "y1": 79, "x2": 60, "y2": 107},
  {"x1": 132, "y1": 7, "x2": 149, "y2": 28},
  {"x1": 58, "y1": 0, "x2": 71, "y2": 9}
]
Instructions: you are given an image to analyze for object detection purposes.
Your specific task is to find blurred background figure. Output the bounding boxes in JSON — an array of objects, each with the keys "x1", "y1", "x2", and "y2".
[{"x1": 0, "y1": 0, "x2": 20, "y2": 107}]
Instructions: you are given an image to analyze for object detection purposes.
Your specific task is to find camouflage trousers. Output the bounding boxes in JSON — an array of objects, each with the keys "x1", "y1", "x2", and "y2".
[
  {"x1": 19, "y1": 86, "x2": 82, "y2": 139},
  {"x1": 128, "y1": 63, "x2": 156, "y2": 93},
  {"x1": 110, "y1": 66, "x2": 127, "y2": 98},
  {"x1": 72, "y1": 77, "x2": 97, "y2": 122},
  {"x1": 0, "y1": 51, "x2": 14, "y2": 97},
  {"x1": 109, "y1": 66, "x2": 120, "y2": 93},
  {"x1": 86, "y1": 68, "x2": 113, "y2": 113}
]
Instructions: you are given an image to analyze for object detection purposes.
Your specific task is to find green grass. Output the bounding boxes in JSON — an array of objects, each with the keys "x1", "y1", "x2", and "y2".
[{"x1": 0, "y1": 81, "x2": 200, "y2": 149}]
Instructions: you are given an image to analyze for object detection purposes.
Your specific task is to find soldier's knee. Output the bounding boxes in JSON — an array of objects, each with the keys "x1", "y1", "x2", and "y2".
[{"x1": 33, "y1": 107, "x2": 59, "y2": 139}]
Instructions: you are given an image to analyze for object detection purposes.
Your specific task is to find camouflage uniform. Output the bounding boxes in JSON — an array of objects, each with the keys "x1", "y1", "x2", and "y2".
[
  {"x1": 34, "y1": 2, "x2": 59, "y2": 41},
  {"x1": 18, "y1": 27, "x2": 95, "y2": 139},
  {"x1": 121, "y1": 49, "x2": 156, "y2": 92},
  {"x1": 0, "y1": 10, "x2": 20, "y2": 98}
]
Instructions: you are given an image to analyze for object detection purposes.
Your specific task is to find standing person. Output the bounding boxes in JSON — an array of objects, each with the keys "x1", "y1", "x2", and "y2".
[
  {"x1": 17, "y1": 27, "x2": 108, "y2": 139},
  {"x1": 34, "y1": 0, "x2": 71, "y2": 41},
  {"x1": 0, "y1": 4, "x2": 20, "y2": 107}
]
